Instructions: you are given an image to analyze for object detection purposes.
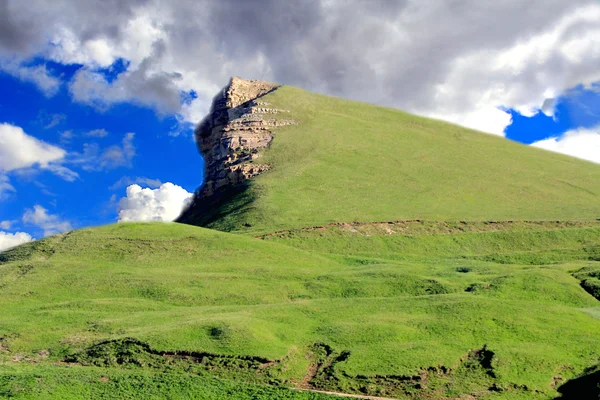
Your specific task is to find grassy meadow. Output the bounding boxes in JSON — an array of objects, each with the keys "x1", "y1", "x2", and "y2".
[{"x1": 1, "y1": 222, "x2": 599, "y2": 399}]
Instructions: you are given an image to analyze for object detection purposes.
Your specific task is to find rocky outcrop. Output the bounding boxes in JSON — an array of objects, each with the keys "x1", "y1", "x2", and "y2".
[{"x1": 191, "y1": 76, "x2": 296, "y2": 199}]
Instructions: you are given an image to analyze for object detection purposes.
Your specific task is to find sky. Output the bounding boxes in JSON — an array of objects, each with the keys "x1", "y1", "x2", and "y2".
[{"x1": 0, "y1": 0, "x2": 599, "y2": 250}]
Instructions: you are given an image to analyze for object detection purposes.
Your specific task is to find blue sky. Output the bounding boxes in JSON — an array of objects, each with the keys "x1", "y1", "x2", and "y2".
[
  {"x1": 0, "y1": 63, "x2": 202, "y2": 241},
  {"x1": 0, "y1": 0, "x2": 599, "y2": 249}
]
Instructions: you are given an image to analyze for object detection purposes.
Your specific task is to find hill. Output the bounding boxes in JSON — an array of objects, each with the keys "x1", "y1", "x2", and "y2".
[
  {"x1": 178, "y1": 78, "x2": 600, "y2": 234},
  {"x1": 2, "y1": 78, "x2": 600, "y2": 399}
]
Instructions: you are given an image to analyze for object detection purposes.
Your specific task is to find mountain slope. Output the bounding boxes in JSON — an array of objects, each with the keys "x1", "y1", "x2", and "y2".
[{"x1": 179, "y1": 80, "x2": 600, "y2": 234}]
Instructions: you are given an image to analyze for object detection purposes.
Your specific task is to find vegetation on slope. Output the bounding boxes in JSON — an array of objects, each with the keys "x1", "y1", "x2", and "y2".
[{"x1": 1, "y1": 222, "x2": 599, "y2": 398}]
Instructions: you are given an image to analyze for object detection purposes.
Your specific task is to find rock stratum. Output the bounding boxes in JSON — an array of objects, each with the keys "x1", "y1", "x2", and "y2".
[
  {"x1": 179, "y1": 77, "x2": 295, "y2": 223},
  {"x1": 195, "y1": 77, "x2": 295, "y2": 198}
]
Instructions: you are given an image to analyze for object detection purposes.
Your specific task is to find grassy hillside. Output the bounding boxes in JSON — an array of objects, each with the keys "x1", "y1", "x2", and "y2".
[
  {"x1": 1, "y1": 222, "x2": 600, "y2": 399},
  {"x1": 181, "y1": 85, "x2": 600, "y2": 234},
  {"x1": 3, "y1": 84, "x2": 600, "y2": 399}
]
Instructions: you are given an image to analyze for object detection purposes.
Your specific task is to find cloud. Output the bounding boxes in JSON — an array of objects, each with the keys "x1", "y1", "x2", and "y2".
[
  {"x1": 0, "y1": 175, "x2": 15, "y2": 199},
  {"x1": 70, "y1": 132, "x2": 135, "y2": 171},
  {"x1": 22, "y1": 205, "x2": 72, "y2": 236},
  {"x1": 117, "y1": 182, "x2": 193, "y2": 222},
  {"x1": 59, "y1": 128, "x2": 109, "y2": 144},
  {"x1": 109, "y1": 176, "x2": 162, "y2": 190},
  {"x1": 0, "y1": 123, "x2": 78, "y2": 182},
  {"x1": 530, "y1": 126, "x2": 600, "y2": 163},
  {"x1": 0, "y1": 123, "x2": 66, "y2": 171},
  {"x1": 59, "y1": 130, "x2": 75, "y2": 144},
  {"x1": 39, "y1": 112, "x2": 67, "y2": 129},
  {"x1": 68, "y1": 46, "x2": 183, "y2": 115},
  {"x1": 1, "y1": 0, "x2": 600, "y2": 134},
  {"x1": 0, "y1": 220, "x2": 13, "y2": 229},
  {"x1": 0, "y1": 60, "x2": 62, "y2": 96},
  {"x1": 84, "y1": 128, "x2": 108, "y2": 138},
  {"x1": 43, "y1": 164, "x2": 79, "y2": 181},
  {"x1": 0, "y1": 230, "x2": 33, "y2": 251}
]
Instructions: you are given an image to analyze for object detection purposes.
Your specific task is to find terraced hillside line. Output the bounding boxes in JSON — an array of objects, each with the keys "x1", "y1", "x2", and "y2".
[{"x1": 257, "y1": 219, "x2": 600, "y2": 239}]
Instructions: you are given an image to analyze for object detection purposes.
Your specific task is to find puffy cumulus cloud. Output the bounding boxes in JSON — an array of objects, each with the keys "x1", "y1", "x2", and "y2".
[
  {"x1": 2, "y1": 0, "x2": 600, "y2": 133},
  {"x1": 531, "y1": 126, "x2": 600, "y2": 164},
  {"x1": 117, "y1": 182, "x2": 193, "y2": 222},
  {"x1": 22, "y1": 205, "x2": 72, "y2": 236},
  {"x1": 0, "y1": 230, "x2": 33, "y2": 251}
]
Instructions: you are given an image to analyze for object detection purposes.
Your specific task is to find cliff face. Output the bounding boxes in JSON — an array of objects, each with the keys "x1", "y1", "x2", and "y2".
[{"x1": 188, "y1": 76, "x2": 295, "y2": 202}]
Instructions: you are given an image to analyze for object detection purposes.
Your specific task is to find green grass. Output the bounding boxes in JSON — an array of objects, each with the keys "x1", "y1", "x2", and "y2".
[
  {"x1": 0, "y1": 365, "x2": 335, "y2": 399},
  {"x1": 4, "y1": 84, "x2": 600, "y2": 398},
  {"x1": 1, "y1": 222, "x2": 600, "y2": 398},
  {"x1": 180, "y1": 85, "x2": 600, "y2": 234}
]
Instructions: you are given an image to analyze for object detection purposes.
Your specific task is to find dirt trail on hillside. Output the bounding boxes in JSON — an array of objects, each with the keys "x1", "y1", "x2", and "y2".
[
  {"x1": 257, "y1": 219, "x2": 600, "y2": 240},
  {"x1": 293, "y1": 387, "x2": 399, "y2": 400}
]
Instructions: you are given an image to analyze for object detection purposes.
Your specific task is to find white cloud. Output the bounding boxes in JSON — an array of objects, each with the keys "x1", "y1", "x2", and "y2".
[
  {"x1": 0, "y1": 231, "x2": 33, "y2": 252},
  {"x1": 0, "y1": 123, "x2": 79, "y2": 183},
  {"x1": 0, "y1": 61, "x2": 61, "y2": 96},
  {"x1": 0, "y1": 123, "x2": 66, "y2": 171},
  {"x1": 68, "y1": 40, "x2": 183, "y2": 116},
  {"x1": 40, "y1": 113, "x2": 67, "y2": 129},
  {"x1": 109, "y1": 176, "x2": 162, "y2": 190},
  {"x1": 530, "y1": 126, "x2": 600, "y2": 164},
  {"x1": 22, "y1": 205, "x2": 72, "y2": 236},
  {"x1": 43, "y1": 164, "x2": 79, "y2": 182},
  {"x1": 70, "y1": 132, "x2": 135, "y2": 171},
  {"x1": 0, "y1": 220, "x2": 13, "y2": 230},
  {"x1": 424, "y1": 4, "x2": 600, "y2": 134},
  {"x1": 0, "y1": 175, "x2": 15, "y2": 199},
  {"x1": 118, "y1": 183, "x2": 193, "y2": 222},
  {"x1": 84, "y1": 129, "x2": 108, "y2": 138}
]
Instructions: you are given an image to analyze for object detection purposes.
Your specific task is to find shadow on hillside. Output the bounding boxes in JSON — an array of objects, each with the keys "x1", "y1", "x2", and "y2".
[
  {"x1": 177, "y1": 181, "x2": 256, "y2": 231},
  {"x1": 555, "y1": 366, "x2": 600, "y2": 399}
]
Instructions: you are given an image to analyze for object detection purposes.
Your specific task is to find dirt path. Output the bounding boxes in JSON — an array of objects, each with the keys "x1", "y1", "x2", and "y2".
[
  {"x1": 294, "y1": 387, "x2": 399, "y2": 400},
  {"x1": 256, "y1": 219, "x2": 600, "y2": 240}
]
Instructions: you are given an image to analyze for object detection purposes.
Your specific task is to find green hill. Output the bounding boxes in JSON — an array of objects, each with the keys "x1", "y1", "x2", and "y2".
[
  {"x1": 2, "y1": 79, "x2": 600, "y2": 399},
  {"x1": 178, "y1": 83, "x2": 600, "y2": 234}
]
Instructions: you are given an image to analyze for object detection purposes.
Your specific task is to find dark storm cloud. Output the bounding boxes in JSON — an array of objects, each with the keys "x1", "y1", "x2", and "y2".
[{"x1": 0, "y1": 0, "x2": 37, "y2": 53}]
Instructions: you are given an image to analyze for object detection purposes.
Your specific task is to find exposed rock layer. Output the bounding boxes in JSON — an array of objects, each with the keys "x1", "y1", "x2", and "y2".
[{"x1": 192, "y1": 76, "x2": 295, "y2": 199}]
